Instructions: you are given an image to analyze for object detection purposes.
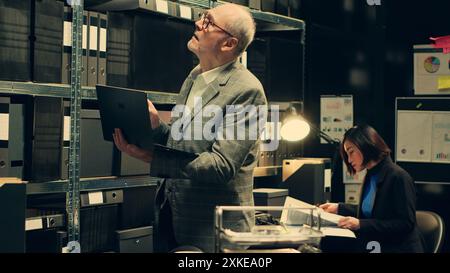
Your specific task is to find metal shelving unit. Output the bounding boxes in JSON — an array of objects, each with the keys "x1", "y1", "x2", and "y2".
[
  {"x1": 23, "y1": 166, "x2": 279, "y2": 195},
  {"x1": 26, "y1": 175, "x2": 161, "y2": 195},
  {"x1": 0, "y1": 81, "x2": 178, "y2": 104},
  {"x1": 0, "y1": 0, "x2": 306, "y2": 190},
  {"x1": 179, "y1": 0, "x2": 305, "y2": 30},
  {"x1": 85, "y1": 0, "x2": 305, "y2": 31},
  {"x1": 64, "y1": 0, "x2": 83, "y2": 253}
]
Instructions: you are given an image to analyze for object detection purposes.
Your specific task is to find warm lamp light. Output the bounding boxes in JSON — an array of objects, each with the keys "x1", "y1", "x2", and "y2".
[
  {"x1": 279, "y1": 102, "x2": 339, "y2": 145},
  {"x1": 280, "y1": 118, "x2": 310, "y2": 141}
]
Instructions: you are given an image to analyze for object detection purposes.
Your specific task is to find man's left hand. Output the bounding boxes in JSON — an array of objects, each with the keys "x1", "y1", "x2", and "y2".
[
  {"x1": 338, "y1": 217, "x2": 360, "y2": 230},
  {"x1": 113, "y1": 128, "x2": 153, "y2": 163}
]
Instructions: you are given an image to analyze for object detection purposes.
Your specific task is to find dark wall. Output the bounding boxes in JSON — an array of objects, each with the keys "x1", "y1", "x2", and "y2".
[
  {"x1": 300, "y1": 0, "x2": 450, "y2": 159},
  {"x1": 382, "y1": 0, "x2": 450, "y2": 155},
  {"x1": 383, "y1": 0, "x2": 450, "y2": 252},
  {"x1": 300, "y1": 0, "x2": 384, "y2": 159},
  {"x1": 296, "y1": 0, "x2": 450, "y2": 251}
]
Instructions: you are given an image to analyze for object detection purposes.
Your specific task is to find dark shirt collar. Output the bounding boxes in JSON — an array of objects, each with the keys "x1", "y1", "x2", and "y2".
[{"x1": 366, "y1": 155, "x2": 392, "y2": 178}]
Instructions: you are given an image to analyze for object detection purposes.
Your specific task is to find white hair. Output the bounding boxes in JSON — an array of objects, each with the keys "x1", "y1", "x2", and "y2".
[{"x1": 224, "y1": 5, "x2": 256, "y2": 55}]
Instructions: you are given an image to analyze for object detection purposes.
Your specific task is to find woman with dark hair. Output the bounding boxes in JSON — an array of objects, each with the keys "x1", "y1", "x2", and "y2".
[{"x1": 320, "y1": 124, "x2": 424, "y2": 253}]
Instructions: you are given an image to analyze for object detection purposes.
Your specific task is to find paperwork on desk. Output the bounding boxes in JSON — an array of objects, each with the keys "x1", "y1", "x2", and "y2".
[
  {"x1": 280, "y1": 197, "x2": 356, "y2": 238},
  {"x1": 222, "y1": 225, "x2": 323, "y2": 244},
  {"x1": 320, "y1": 227, "x2": 356, "y2": 238}
]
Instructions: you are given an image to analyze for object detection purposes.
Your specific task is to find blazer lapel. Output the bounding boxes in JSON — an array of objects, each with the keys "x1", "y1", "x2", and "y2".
[
  {"x1": 182, "y1": 61, "x2": 240, "y2": 130},
  {"x1": 169, "y1": 75, "x2": 194, "y2": 129},
  {"x1": 188, "y1": 82, "x2": 219, "y2": 123},
  {"x1": 177, "y1": 76, "x2": 194, "y2": 106}
]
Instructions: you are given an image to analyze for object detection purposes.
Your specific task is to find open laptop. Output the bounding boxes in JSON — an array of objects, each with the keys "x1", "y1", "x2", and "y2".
[{"x1": 96, "y1": 84, "x2": 153, "y2": 149}]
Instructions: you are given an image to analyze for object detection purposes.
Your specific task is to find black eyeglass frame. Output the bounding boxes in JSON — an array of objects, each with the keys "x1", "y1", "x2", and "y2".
[{"x1": 199, "y1": 11, "x2": 235, "y2": 38}]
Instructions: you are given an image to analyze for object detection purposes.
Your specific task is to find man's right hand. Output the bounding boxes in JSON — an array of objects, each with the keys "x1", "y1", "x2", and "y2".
[
  {"x1": 147, "y1": 99, "x2": 160, "y2": 129},
  {"x1": 319, "y1": 203, "x2": 339, "y2": 214},
  {"x1": 113, "y1": 128, "x2": 153, "y2": 163}
]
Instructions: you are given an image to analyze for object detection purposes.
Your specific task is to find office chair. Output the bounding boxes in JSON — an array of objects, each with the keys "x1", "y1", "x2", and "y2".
[
  {"x1": 416, "y1": 210, "x2": 445, "y2": 253},
  {"x1": 169, "y1": 245, "x2": 204, "y2": 253}
]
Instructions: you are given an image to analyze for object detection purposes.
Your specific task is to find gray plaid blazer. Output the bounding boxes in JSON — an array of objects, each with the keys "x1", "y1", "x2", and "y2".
[{"x1": 150, "y1": 60, "x2": 267, "y2": 252}]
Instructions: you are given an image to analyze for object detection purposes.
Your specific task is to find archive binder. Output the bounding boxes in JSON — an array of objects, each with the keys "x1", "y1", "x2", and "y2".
[
  {"x1": 33, "y1": 0, "x2": 63, "y2": 83},
  {"x1": 0, "y1": 97, "x2": 9, "y2": 178},
  {"x1": 88, "y1": 11, "x2": 99, "y2": 86},
  {"x1": 0, "y1": 180, "x2": 26, "y2": 253},
  {"x1": 98, "y1": 12, "x2": 108, "y2": 85},
  {"x1": 62, "y1": 6, "x2": 88, "y2": 86},
  {"x1": 24, "y1": 97, "x2": 63, "y2": 182},
  {"x1": 0, "y1": 1, "x2": 31, "y2": 81},
  {"x1": 61, "y1": 101, "x2": 114, "y2": 179},
  {"x1": 0, "y1": 97, "x2": 25, "y2": 179}
]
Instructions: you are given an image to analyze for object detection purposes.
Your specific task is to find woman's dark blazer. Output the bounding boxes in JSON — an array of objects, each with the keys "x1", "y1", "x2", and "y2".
[{"x1": 338, "y1": 156, "x2": 424, "y2": 253}]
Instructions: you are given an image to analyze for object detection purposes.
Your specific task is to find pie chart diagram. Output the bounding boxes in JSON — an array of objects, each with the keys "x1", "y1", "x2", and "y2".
[{"x1": 424, "y1": 56, "x2": 440, "y2": 73}]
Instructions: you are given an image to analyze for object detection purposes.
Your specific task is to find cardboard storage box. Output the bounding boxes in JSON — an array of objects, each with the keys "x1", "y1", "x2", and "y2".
[
  {"x1": 253, "y1": 188, "x2": 289, "y2": 206},
  {"x1": 253, "y1": 188, "x2": 288, "y2": 218}
]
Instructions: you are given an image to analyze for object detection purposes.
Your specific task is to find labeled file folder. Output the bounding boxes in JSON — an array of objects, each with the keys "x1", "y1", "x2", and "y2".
[
  {"x1": 106, "y1": 12, "x2": 131, "y2": 87},
  {"x1": 0, "y1": 97, "x2": 10, "y2": 178},
  {"x1": 98, "y1": 12, "x2": 108, "y2": 85},
  {"x1": 62, "y1": 6, "x2": 88, "y2": 86},
  {"x1": 25, "y1": 97, "x2": 63, "y2": 182},
  {"x1": 0, "y1": 97, "x2": 25, "y2": 179},
  {"x1": 33, "y1": 0, "x2": 63, "y2": 83},
  {"x1": 0, "y1": 181, "x2": 26, "y2": 253},
  {"x1": 0, "y1": 1, "x2": 31, "y2": 81},
  {"x1": 88, "y1": 11, "x2": 99, "y2": 86}
]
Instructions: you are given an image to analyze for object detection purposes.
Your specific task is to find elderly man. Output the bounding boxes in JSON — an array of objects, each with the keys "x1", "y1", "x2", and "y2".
[{"x1": 113, "y1": 3, "x2": 267, "y2": 252}]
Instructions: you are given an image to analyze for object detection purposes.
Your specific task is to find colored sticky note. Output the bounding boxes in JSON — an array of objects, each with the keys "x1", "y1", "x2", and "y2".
[{"x1": 438, "y1": 76, "x2": 450, "y2": 91}]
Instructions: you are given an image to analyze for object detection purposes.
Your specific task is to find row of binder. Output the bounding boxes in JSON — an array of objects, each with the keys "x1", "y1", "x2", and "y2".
[
  {"x1": 2, "y1": 93, "x2": 302, "y2": 177},
  {"x1": 0, "y1": 97, "x2": 23, "y2": 179},
  {"x1": 0, "y1": 96, "x2": 62, "y2": 182},
  {"x1": 25, "y1": 186, "x2": 156, "y2": 252},
  {"x1": 1, "y1": 1, "x2": 193, "y2": 91},
  {"x1": 0, "y1": 1, "x2": 107, "y2": 87},
  {"x1": 62, "y1": 6, "x2": 107, "y2": 86},
  {"x1": 0, "y1": 95, "x2": 152, "y2": 182},
  {"x1": 60, "y1": 100, "x2": 150, "y2": 179},
  {"x1": 0, "y1": 0, "x2": 63, "y2": 82}
]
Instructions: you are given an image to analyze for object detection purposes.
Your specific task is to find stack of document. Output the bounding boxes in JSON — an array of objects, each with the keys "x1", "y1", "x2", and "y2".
[{"x1": 280, "y1": 197, "x2": 356, "y2": 238}]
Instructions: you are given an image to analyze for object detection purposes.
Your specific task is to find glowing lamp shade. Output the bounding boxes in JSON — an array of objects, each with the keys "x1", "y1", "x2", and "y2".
[{"x1": 280, "y1": 118, "x2": 311, "y2": 141}]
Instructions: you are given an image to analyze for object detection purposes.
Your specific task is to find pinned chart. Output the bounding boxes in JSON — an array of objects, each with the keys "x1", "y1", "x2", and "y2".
[
  {"x1": 431, "y1": 112, "x2": 450, "y2": 163},
  {"x1": 396, "y1": 110, "x2": 433, "y2": 162}
]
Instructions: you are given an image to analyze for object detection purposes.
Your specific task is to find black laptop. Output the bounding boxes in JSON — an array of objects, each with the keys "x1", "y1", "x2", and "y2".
[{"x1": 96, "y1": 84, "x2": 153, "y2": 149}]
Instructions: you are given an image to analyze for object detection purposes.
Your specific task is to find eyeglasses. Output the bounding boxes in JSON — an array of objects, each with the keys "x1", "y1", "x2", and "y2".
[{"x1": 198, "y1": 11, "x2": 234, "y2": 38}]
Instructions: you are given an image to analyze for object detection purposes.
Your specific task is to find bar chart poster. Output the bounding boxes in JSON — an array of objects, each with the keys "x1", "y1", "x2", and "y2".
[
  {"x1": 431, "y1": 112, "x2": 450, "y2": 163},
  {"x1": 320, "y1": 95, "x2": 353, "y2": 144}
]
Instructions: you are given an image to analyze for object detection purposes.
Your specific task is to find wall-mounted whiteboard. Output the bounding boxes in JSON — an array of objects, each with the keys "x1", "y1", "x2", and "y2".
[{"x1": 396, "y1": 97, "x2": 450, "y2": 183}]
